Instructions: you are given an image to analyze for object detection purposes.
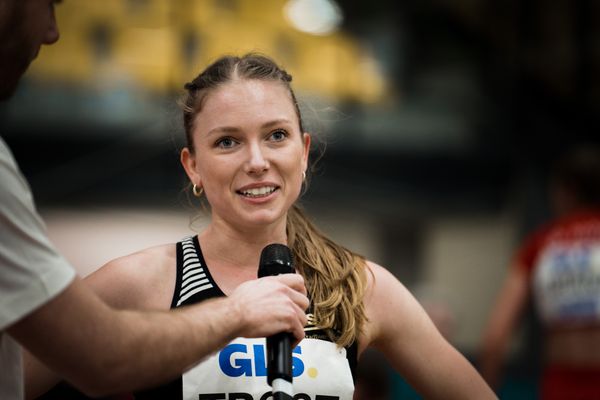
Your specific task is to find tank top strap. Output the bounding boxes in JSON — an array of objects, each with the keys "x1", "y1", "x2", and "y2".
[{"x1": 171, "y1": 236, "x2": 224, "y2": 309}]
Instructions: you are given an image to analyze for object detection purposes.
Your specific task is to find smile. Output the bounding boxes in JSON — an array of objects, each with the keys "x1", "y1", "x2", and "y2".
[{"x1": 238, "y1": 186, "x2": 278, "y2": 198}]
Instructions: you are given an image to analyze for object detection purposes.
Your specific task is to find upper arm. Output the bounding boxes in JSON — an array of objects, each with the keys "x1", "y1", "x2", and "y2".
[
  {"x1": 477, "y1": 263, "x2": 529, "y2": 390},
  {"x1": 363, "y1": 262, "x2": 495, "y2": 399},
  {"x1": 11, "y1": 273, "x2": 182, "y2": 397},
  {"x1": 363, "y1": 263, "x2": 447, "y2": 381},
  {"x1": 21, "y1": 245, "x2": 175, "y2": 397},
  {"x1": 481, "y1": 263, "x2": 530, "y2": 349},
  {"x1": 8, "y1": 277, "x2": 119, "y2": 395}
]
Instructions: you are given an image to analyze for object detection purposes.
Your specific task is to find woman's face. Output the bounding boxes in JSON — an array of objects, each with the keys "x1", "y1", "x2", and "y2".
[{"x1": 182, "y1": 79, "x2": 310, "y2": 231}]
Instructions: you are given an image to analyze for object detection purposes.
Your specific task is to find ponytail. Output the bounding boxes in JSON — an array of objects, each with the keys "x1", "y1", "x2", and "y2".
[{"x1": 287, "y1": 204, "x2": 368, "y2": 347}]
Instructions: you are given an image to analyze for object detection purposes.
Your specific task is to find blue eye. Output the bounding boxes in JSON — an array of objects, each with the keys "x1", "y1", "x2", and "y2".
[
  {"x1": 216, "y1": 137, "x2": 237, "y2": 149},
  {"x1": 270, "y1": 129, "x2": 287, "y2": 141}
]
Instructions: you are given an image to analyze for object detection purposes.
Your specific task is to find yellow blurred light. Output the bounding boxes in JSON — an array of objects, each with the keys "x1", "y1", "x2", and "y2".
[{"x1": 283, "y1": 0, "x2": 343, "y2": 36}]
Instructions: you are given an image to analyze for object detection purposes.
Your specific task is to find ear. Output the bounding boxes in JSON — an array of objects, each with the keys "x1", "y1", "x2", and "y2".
[
  {"x1": 301, "y1": 133, "x2": 311, "y2": 172},
  {"x1": 180, "y1": 147, "x2": 201, "y2": 186}
]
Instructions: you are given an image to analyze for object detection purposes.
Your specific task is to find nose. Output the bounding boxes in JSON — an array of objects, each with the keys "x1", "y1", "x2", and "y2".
[
  {"x1": 244, "y1": 142, "x2": 269, "y2": 174},
  {"x1": 44, "y1": 6, "x2": 60, "y2": 45}
]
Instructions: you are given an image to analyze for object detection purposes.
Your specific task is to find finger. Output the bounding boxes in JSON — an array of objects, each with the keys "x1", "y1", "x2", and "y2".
[
  {"x1": 291, "y1": 328, "x2": 305, "y2": 345},
  {"x1": 275, "y1": 274, "x2": 307, "y2": 295},
  {"x1": 295, "y1": 303, "x2": 308, "y2": 327},
  {"x1": 289, "y1": 302, "x2": 308, "y2": 331},
  {"x1": 290, "y1": 317, "x2": 306, "y2": 344},
  {"x1": 287, "y1": 289, "x2": 309, "y2": 311}
]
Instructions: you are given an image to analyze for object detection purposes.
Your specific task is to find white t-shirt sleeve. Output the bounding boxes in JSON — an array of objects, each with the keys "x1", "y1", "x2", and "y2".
[{"x1": 0, "y1": 139, "x2": 76, "y2": 330}]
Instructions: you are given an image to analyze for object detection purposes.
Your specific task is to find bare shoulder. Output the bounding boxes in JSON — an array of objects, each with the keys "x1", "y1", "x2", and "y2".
[
  {"x1": 85, "y1": 243, "x2": 177, "y2": 310},
  {"x1": 361, "y1": 260, "x2": 425, "y2": 350},
  {"x1": 363, "y1": 260, "x2": 410, "y2": 299}
]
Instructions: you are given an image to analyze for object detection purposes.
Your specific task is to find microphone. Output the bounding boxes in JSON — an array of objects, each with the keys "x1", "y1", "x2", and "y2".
[{"x1": 258, "y1": 243, "x2": 295, "y2": 400}]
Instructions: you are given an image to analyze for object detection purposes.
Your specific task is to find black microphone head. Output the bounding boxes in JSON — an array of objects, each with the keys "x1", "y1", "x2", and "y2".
[{"x1": 258, "y1": 243, "x2": 294, "y2": 278}]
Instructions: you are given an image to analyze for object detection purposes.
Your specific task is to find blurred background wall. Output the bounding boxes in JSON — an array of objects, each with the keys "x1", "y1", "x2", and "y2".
[{"x1": 2, "y1": 0, "x2": 599, "y2": 398}]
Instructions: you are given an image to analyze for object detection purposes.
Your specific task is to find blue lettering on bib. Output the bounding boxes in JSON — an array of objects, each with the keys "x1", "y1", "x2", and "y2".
[{"x1": 219, "y1": 344, "x2": 305, "y2": 377}]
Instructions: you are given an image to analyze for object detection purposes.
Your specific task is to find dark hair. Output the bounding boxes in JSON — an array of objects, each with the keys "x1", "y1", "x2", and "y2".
[
  {"x1": 181, "y1": 53, "x2": 304, "y2": 151},
  {"x1": 553, "y1": 144, "x2": 600, "y2": 206}
]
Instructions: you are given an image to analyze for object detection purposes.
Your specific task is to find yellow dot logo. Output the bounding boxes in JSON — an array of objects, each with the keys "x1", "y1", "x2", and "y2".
[{"x1": 307, "y1": 367, "x2": 318, "y2": 378}]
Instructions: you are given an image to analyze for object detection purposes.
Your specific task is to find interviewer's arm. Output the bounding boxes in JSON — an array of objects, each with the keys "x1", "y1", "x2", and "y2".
[{"x1": 12, "y1": 274, "x2": 307, "y2": 398}]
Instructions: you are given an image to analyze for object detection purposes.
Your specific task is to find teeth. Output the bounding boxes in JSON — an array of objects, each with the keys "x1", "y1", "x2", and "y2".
[{"x1": 241, "y1": 186, "x2": 276, "y2": 197}]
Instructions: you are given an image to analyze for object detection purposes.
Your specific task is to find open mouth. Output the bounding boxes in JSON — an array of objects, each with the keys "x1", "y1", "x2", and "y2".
[{"x1": 237, "y1": 186, "x2": 278, "y2": 198}]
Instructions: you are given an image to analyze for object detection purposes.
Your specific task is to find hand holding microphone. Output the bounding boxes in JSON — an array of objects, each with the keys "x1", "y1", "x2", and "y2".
[
  {"x1": 227, "y1": 266, "x2": 307, "y2": 341},
  {"x1": 257, "y1": 243, "x2": 299, "y2": 400}
]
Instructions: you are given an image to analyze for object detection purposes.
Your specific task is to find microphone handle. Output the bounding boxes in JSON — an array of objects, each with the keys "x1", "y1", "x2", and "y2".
[
  {"x1": 267, "y1": 332, "x2": 293, "y2": 384},
  {"x1": 272, "y1": 387, "x2": 293, "y2": 400}
]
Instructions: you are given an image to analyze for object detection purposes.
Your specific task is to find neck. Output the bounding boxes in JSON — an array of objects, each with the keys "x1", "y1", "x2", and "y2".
[{"x1": 199, "y1": 217, "x2": 288, "y2": 270}]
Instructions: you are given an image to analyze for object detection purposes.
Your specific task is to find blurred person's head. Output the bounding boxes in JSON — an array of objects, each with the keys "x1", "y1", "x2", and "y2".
[
  {"x1": 551, "y1": 144, "x2": 600, "y2": 215},
  {"x1": 0, "y1": 0, "x2": 60, "y2": 100}
]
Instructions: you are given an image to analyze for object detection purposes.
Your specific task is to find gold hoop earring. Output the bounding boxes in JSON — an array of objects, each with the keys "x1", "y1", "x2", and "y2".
[{"x1": 192, "y1": 184, "x2": 204, "y2": 197}]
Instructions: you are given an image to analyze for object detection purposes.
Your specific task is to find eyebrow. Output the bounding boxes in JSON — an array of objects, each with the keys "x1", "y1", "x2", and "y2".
[{"x1": 205, "y1": 118, "x2": 293, "y2": 137}]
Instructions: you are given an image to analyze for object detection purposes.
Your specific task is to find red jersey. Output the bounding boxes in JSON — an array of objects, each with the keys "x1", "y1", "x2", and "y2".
[{"x1": 514, "y1": 209, "x2": 600, "y2": 324}]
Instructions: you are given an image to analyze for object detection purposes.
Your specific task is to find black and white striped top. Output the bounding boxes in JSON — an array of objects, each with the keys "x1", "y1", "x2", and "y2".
[{"x1": 175, "y1": 236, "x2": 214, "y2": 306}]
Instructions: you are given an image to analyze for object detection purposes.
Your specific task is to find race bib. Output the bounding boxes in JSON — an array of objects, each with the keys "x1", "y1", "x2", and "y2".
[
  {"x1": 182, "y1": 338, "x2": 354, "y2": 400},
  {"x1": 534, "y1": 241, "x2": 600, "y2": 323}
]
